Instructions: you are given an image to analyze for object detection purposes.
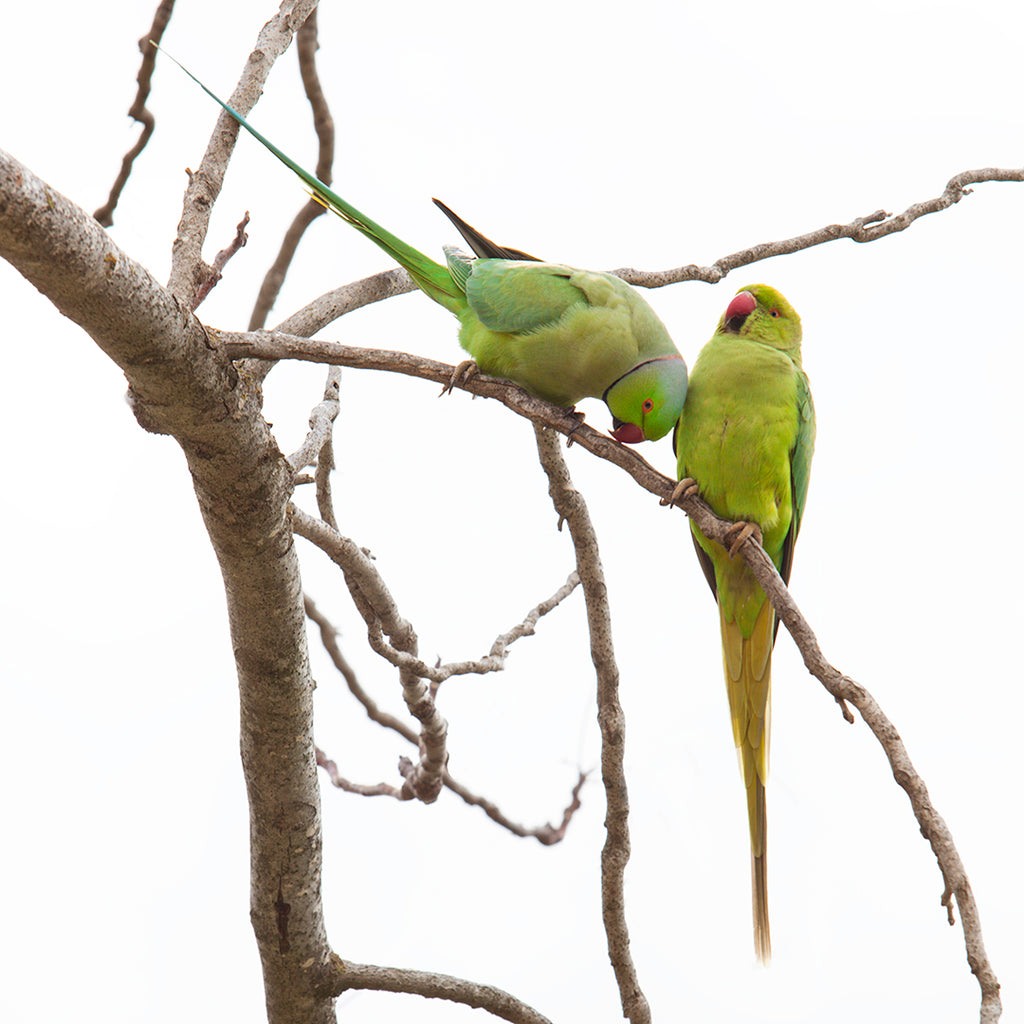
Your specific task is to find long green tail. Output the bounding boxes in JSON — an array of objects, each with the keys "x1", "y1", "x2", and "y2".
[{"x1": 157, "y1": 45, "x2": 464, "y2": 313}]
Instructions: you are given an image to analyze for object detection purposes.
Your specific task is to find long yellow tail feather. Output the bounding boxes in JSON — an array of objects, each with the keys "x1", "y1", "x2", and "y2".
[{"x1": 720, "y1": 597, "x2": 775, "y2": 964}]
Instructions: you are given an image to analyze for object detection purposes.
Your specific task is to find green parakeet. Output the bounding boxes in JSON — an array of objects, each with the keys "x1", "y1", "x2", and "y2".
[
  {"x1": 673, "y1": 284, "x2": 815, "y2": 963},
  {"x1": 162, "y1": 50, "x2": 688, "y2": 443}
]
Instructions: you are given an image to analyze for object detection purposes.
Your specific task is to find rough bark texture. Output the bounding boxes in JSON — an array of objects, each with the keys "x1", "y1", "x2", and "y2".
[{"x1": 0, "y1": 147, "x2": 334, "y2": 1023}]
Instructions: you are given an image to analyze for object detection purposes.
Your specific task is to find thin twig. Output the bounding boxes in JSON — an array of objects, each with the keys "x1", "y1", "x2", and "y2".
[
  {"x1": 192, "y1": 211, "x2": 250, "y2": 310},
  {"x1": 611, "y1": 167, "x2": 1024, "y2": 289},
  {"x1": 317, "y1": 956, "x2": 553, "y2": 1024},
  {"x1": 248, "y1": 6, "x2": 335, "y2": 333},
  {"x1": 288, "y1": 366, "x2": 341, "y2": 472},
  {"x1": 304, "y1": 594, "x2": 418, "y2": 742},
  {"x1": 214, "y1": 166, "x2": 1021, "y2": 331},
  {"x1": 166, "y1": 0, "x2": 321, "y2": 304},
  {"x1": 94, "y1": 0, "x2": 176, "y2": 226},
  {"x1": 443, "y1": 769, "x2": 588, "y2": 846},
  {"x1": 298, "y1": 521, "x2": 580, "y2": 685},
  {"x1": 291, "y1": 506, "x2": 445, "y2": 802},
  {"x1": 533, "y1": 425, "x2": 650, "y2": 1024},
  {"x1": 305, "y1": 594, "x2": 588, "y2": 843},
  {"x1": 315, "y1": 746, "x2": 404, "y2": 798}
]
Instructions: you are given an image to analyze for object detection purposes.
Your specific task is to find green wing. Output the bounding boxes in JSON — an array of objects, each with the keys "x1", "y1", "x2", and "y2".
[
  {"x1": 778, "y1": 369, "x2": 816, "y2": 590},
  {"x1": 463, "y1": 260, "x2": 587, "y2": 334}
]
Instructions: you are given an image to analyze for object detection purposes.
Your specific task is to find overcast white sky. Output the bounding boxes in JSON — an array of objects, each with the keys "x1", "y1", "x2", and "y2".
[{"x1": 2, "y1": 1, "x2": 1022, "y2": 1022}]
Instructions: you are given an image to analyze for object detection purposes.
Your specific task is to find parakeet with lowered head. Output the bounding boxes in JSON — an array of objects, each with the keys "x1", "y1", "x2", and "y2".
[
  {"x1": 159, "y1": 49, "x2": 688, "y2": 443},
  {"x1": 673, "y1": 284, "x2": 815, "y2": 963}
]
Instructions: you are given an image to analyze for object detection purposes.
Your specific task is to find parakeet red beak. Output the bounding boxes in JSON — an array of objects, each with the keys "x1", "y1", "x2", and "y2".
[
  {"x1": 610, "y1": 421, "x2": 645, "y2": 444},
  {"x1": 724, "y1": 290, "x2": 756, "y2": 332}
]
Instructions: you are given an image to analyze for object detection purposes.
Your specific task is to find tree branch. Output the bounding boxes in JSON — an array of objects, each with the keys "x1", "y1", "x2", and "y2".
[
  {"x1": 610, "y1": 166, "x2": 1024, "y2": 289},
  {"x1": 318, "y1": 957, "x2": 553, "y2": 1024},
  {"x1": 290, "y1": 505, "x2": 447, "y2": 803},
  {"x1": 305, "y1": 594, "x2": 588, "y2": 843},
  {"x1": 208, "y1": 166, "x2": 1022, "y2": 337},
  {"x1": 228, "y1": 325, "x2": 1001, "y2": 1019},
  {"x1": 192, "y1": 210, "x2": 250, "y2": 309},
  {"x1": 248, "y1": 5, "x2": 335, "y2": 334},
  {"x1": 93, "y1": 0, "x2": 176, "y2": 226},
  {"x1": 533, "y1": 425, "x2": 650, "y2": 1024},
  {"x1": 166, "y1": 0, "x2": 321, "y2": 304},
  {"x1": 0, "y1": 144, "x2": 335, "y2": 1023},
  {"x1": 694, "y1": 523, "x2": 1003, "y2": 1022}
]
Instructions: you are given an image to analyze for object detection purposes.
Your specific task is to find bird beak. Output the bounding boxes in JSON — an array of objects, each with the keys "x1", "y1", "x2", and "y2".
[
  {"x1": 610, "y1": 421, "x2": 645, "y2": 444},
  {"x1": 724, "y1": 290, "x2": 756, "y2": 332}
]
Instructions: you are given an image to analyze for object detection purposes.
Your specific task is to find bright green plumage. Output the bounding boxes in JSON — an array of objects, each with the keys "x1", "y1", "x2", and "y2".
[
  {"x1": 160, "y1": 48, "x2": 688, "y2": 442},
  {"x1": 674, "y1": 284, "x2": 815, "y2": 964}
]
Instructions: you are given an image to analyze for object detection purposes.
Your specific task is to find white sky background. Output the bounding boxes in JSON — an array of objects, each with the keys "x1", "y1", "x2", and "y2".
[{"x1": 2, "y1": 0, "x2": 1021, "y2": 1021}]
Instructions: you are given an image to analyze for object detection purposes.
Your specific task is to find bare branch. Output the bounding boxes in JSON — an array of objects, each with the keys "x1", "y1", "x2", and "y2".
[
  {"x1": 270, "y1": 319, "x2": 999, "y2": 1017},
  {"x1": 533, "y1": 426, "x2": 650, "y2": 1024},
  {"x1": 611, "y1": 166, "x2": 1024, "y2": 289},
  {"x1": 443, "y1": 769, "x2": 588, "y2": 846},
  {"x1": 305, "y1": 594, "x2": 588, "y2": 843},
  {"x1": 93, "y1": 0, "x2": 176, "y2": 226},
  {"x1": 703, "y1": 525, "x2": 1003, "y2": 1022},
  {"x1": 288, "y1": 366, "x2": 341, "y2": 472},
  {"x1": 214, "y1": 166, "x2": 1021, "y2": 335},
  {"x1": 290, "y1": 505, "x2": 446, "y2": 803},
  {"x1": 304, "y1": 594, "x2": 418, "y2": 743},
  {"x1": 216, "y1": 329, "x2": 700, "y2": 501},
  {"x1": 315, "y1": 746, "x2": 405, "y2": 799},
  {"x1": 0, "y1": 146, "x2": 334, "y2": 1023},
  {"x1": 298, "y1": 512, "x2": 580, "y2": 683},
  {"x1": 248, "y1": 6, "x2": 336, "y2": 334},
  {"x1": 318, "y1": 957, "x2": 553, "y2": 1024},
  {"x1": 191, "y1": 211, "x2": 250, "y2": 310},
  {"x1": 166, "y1": 0, "x2": 321, "y2": 303}
]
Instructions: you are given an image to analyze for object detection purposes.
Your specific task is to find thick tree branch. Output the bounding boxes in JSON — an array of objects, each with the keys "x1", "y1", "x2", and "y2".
[
  {"x1": 533, "y1": 426, "x2": 650, "y2": 1024},
  {"x1": 1, "y1": 144, "x2": 334, "y2": 1024}
]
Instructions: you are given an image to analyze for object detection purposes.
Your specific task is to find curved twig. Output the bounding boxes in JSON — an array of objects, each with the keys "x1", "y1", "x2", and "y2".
[
  {"x1": 611, "y1": 167, "x2": 1024, "y2": 289},
  {"x1": 248, "y1": 6, "x2": 335, "y2": 334},
  {"x1": 166, "y1": 0, "x2": 321, "y2": 303},
  {"x1": 304, "y1": 594, "x2": 588, "y2": 843},
  {"x1": 317, "y1": 957, "x2": 553, "y2": 1024},
  {"x1": 93, "y1": 0, "x2": 176, "y2": 226},
  {"x1": 290, "y1": 505, "x2": 445, "y2": 803}
]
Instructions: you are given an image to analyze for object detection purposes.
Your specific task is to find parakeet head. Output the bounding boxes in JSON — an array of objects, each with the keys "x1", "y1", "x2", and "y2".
[
  {"x1": 719, "y1": 284, "x2": 802, "y2": 362},
  {"x1": 605, "y1": 355, "x2": 689, "y2": 443}
]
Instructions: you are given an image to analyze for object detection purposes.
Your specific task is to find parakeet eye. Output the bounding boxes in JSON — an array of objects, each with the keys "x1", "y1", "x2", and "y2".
[
  {"x1": 642, "y1": 399, "x2": 655, "y2": 412},
  {"x1": 769, "y1": 308, "x2": 781, "y2": 318}
]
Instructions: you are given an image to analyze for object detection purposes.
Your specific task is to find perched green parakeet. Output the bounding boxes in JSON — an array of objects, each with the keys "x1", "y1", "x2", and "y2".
[
  {"x1": 162, "y1": 50, "x2": 688, "y2": 443},
  {"x1": 673, "y1": 284, "x2": 815, "y2": 964}
]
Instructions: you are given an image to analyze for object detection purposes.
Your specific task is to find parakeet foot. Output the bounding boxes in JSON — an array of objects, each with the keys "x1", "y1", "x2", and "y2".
[
  {"x1": 565, "y1": 408, "x2": 587, "y2": 446},
  {"x1": 661, "y1": 477, "x2": 699, "y2": 507},
  {"x1": 724, "y1": 520, "x2": 763, "y2": 557},
  {"x1": 440, "y1": 359, "x2": 479, "y2": 396}
]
